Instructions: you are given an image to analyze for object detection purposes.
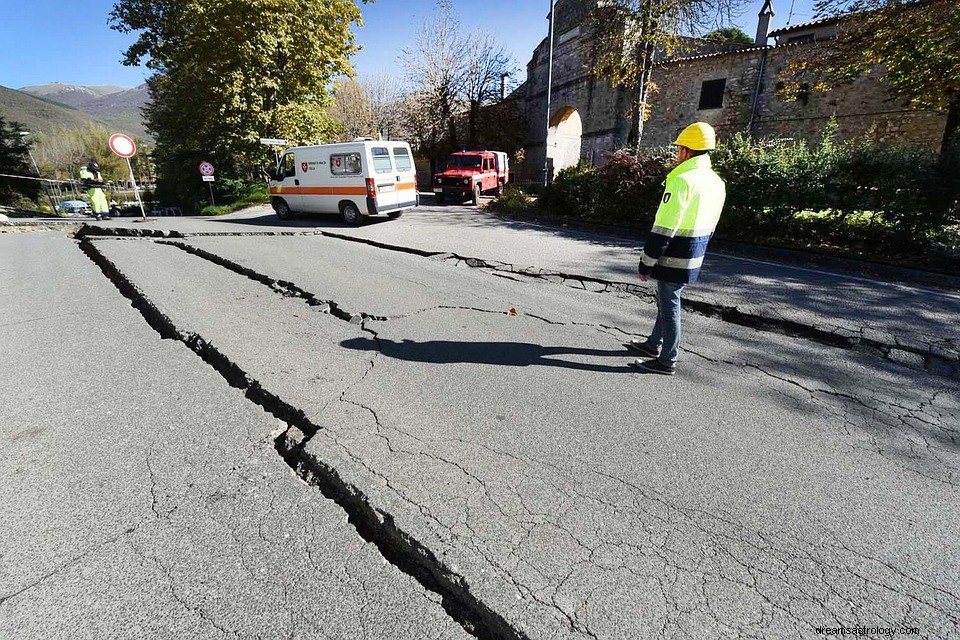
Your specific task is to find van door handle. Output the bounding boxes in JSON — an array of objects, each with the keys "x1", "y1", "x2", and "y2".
[
  {"x1": 396, "y1": 175, "x2": 400, "y2": 181},
  {"x1": 295, "y1": 179, "x2": 300, "y2": 186}
]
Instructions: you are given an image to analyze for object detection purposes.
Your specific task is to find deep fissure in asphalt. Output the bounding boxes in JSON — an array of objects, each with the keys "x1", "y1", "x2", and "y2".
[
  {"x1": 78, "y1": 225, "x2": 959, "y2": 379},
  {"x1": 77, "y1": 237, "x2": 529, "y2": 640}
]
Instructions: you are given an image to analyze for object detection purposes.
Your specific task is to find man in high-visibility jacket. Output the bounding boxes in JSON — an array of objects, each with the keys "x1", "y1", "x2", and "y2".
[
  {"x1": 79, "y1": 160, "x2": 110, "y2": 220},
  {"x1": 628, "y1": 122, "x2": 726, "y2": 375}
]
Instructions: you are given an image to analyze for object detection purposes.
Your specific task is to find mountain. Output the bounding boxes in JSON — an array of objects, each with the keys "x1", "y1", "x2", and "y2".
[
  {"x1": 0, "y1": 85, "x2": 99, "y2": 133},
  {"x1": 77, "y1": 85, "x2": 150, "y2": 139},
  {"x1": 18, "y1": 82, "x2": 127, "y2": 108},
  {"x1": 14, "y1": 82, "x2": 150, "y2": 139}
]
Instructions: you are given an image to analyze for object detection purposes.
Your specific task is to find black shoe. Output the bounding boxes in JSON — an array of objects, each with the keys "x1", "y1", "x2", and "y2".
[
  {"x1": 626, "y1": 340, "x2": 659, "y2": 358},
  {"x1": 628, "y1": 358, "x2": 676, "y2": 376}
]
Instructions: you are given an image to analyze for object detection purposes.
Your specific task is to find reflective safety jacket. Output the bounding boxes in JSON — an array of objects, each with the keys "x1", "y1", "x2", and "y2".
[{"x1": 638, "y1": 154, "x2": 726, "y2": 284}]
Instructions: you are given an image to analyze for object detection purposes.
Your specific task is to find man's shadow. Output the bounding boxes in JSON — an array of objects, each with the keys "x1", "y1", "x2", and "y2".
[{"x1": 341, "y1": 337, "x2": 633, "y2": 374}]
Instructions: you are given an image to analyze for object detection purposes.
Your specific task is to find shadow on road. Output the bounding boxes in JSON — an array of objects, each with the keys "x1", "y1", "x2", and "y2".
[{"x1": 341, "y1": 336, "x2": 635, "y2": 373}]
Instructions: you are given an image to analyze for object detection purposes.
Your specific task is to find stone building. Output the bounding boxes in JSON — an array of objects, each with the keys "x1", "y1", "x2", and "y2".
[{"x1": 511, "y1": 0, "x2": 949, "y2": 184}]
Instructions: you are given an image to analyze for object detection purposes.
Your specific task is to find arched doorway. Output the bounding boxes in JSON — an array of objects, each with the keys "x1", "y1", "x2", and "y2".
[{"x1": 547, "y1": 107, "x2": 583, "y2": 176}]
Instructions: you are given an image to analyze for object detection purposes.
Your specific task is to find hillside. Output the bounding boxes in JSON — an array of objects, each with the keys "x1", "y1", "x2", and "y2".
[
  {"x1": 77, "y1": 85, "x2": 150, "y2": 139},
  {"x1": 8, "y1": 83, "x2": 150, "y2": 139},
  {"x1": 0, "y1": 85, "x2": 99, "y2": 133},
  {"x1": 18, "y1": 82, "x2": 127, "y2": 108}
]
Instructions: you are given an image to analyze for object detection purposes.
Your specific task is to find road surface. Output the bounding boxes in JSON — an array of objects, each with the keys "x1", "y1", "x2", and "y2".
[{"x1": 2, "y1": 203, "x2": 958, "y2": 639}]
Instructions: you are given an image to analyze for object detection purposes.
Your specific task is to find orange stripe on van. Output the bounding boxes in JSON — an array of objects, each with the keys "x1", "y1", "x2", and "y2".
[
  {"x1": 396, "y1": 182, "x2": 417, "y2": 191},
  {"x1": 270, "y1": 186, "x2": 367, "y2": 196}
]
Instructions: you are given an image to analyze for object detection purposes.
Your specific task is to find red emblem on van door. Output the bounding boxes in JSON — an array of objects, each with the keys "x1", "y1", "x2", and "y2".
[{"x1": 301, "y1": 162, "x2": 309, "y2": 173}]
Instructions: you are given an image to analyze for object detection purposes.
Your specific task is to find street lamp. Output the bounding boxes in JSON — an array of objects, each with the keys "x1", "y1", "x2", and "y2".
[{"x1": 542, "y1": 0, "x2": 556, "y2": 189}]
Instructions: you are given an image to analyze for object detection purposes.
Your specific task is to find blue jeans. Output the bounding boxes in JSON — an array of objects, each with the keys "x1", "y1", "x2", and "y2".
[{"x1": 646, "y1": 280, "x2": 685, "y2": 366}]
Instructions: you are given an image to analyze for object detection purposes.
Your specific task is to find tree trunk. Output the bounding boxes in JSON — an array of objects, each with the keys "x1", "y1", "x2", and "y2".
[
  {"x1": 941, "y1": 96, "x2": 959, "y2": 154},
  {"x1": 468, "y1": 99, "x2": 480, "y2": 148}
]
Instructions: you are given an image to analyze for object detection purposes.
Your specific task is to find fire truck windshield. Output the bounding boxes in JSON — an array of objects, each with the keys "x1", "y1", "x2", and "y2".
[{"x1": 446, "y1": 155, "x2": 482, "y2": 169}]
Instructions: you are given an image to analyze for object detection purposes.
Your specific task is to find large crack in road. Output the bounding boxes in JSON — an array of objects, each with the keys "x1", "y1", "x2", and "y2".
[
  {"x1": 78, "y1": 236, "x2": 526, "y2": 640},
  {"x1": 74, "y1": 234, "x2": 960, "y2": 639},
  {"x1": 78, "y1": 225, "x2": 960, "y2": 379}
]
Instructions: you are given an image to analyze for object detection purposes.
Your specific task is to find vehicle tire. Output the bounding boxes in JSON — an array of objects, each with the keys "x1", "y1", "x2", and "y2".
[
  {"x1": 472, "y1": 183, "x2": 482, "y2": 205},
  {"x1": 274, "y1": 199, "x2": 294, "y2": 220},
  {"x1": 387, "y1": 210, "x2": 403, "y2": 219},
  {"x1": 436, "y1": 192, "x2": 446, "y2": 205},
  {"x1": 340, "y1": 201, "x2": 363, "y2": 226}
]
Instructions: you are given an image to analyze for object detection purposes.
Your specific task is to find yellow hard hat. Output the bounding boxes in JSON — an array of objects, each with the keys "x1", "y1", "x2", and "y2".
[{"x1": 674, "y1": 122, "x2": 716, "y2": 151}]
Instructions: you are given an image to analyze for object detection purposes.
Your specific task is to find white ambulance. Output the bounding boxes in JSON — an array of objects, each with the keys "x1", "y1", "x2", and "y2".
[{"x1": 268, "y1": 139, "x2": 419, "y2": 224}]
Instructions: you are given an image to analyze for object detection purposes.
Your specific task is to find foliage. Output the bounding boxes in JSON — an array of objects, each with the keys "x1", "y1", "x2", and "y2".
[
  {"x1": 401, "y1": 3, "x2": 517, "y2": 168},
  {"x1": 110, "y1": 0, "x2": 367, "y2": 210},
  {"x1": 702, "y1": 26, "x2": 752, "y2": 43},
  {"x1": 542, "y1": 150, "x2": 672, "y2": 224},
  {"x1": 543, "y1": 130, "x2": 960, "y2": 265},
  {"x1": 199, "y1": 181, "x2": 269, "y2": 215},
  {"x1": 30, "y1": 124, "x2": 151, "y2": 182},
  {"x1": 779, "y1": 0, "x2": 960, "y2": 151},
  {"x1": 588, "y1": 0, "x2": 750, "y2": 144},
  {"x1": 0, "y1": 117, "x2": 41, "y2": 204},
  {"x1": 487, "y1": 184, "x2": 536, "y2": 213}
]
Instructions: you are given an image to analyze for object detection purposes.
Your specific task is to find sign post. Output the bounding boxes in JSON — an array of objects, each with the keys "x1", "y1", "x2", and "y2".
[
  {"x1": 259, "y1": 138, "x2": 288, "y2": 166},
  {"x1": 199, "y1": 162, "x2": 215, "y2": 206},
  {"x1": 108, "y1": 133, "x2": 145, "y2": 220}
]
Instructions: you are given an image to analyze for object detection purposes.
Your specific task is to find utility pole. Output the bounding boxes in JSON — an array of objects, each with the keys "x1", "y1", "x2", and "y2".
[
  {"x1": 542, "y1": 0, "x2": 556, "y2": 188},
  {"x1": 18, "y1": 131, "x2": 57, "y2": 212}
]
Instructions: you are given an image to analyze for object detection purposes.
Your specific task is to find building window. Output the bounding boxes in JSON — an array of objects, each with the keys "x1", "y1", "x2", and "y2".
[
  {"x1": 698, "y1": 79, "x2": 726, "y2": 110},
  {"x1": 787, "y1": 34, "x2": 815, "y2": 44}
]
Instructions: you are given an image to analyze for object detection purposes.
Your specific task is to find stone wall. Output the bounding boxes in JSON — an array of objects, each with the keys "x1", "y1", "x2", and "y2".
[
  {"x1": 645, "y1": 44, "x2": 948, "y2": 151},
  {"x1": 511, "y1": 0, "x2": 948, "y2": 184}
]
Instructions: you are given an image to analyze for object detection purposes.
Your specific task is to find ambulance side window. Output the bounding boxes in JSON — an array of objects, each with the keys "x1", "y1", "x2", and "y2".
[
  {"x1": 281, "y1": 153, "x2": 296, "y2": 178},
  {"x1": 393, "y1": 147, "x2": 413, "y2": 172},
  {"x1": 371, "y1": 147, "x2": 393, "y2": 174},
  {"x1": 330, "y1": 153, "x2": 361, "y2": 175}
]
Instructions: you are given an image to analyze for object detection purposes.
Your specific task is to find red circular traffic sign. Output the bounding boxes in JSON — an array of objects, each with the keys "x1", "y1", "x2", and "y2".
[
  {"x1": 199, "y1": 162, "x2": 215, "y2": 176},
  {"x1": 109, "y1": 133, "x2": 137, "y2": 158}
]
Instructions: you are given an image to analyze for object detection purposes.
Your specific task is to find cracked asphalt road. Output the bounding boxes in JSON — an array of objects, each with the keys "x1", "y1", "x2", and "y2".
[{"x1": 3, "y1": 208, "x2": 959, "y2": 639}]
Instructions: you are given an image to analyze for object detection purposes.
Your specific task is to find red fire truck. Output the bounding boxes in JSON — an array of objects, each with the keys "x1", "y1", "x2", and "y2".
[{"x1": 432, "y1": 150, "x2": 509, "y2": 205}]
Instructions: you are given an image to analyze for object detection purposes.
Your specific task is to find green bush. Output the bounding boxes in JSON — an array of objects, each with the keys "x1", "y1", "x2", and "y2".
[
  {"x1": 540, "y1": 130, "x2": 960, "y2": 266},
  {"x1": 488, "y1": 184, "x2": 536, "y2": 213},
  {"x1": 199, "y1": 181, "x2": 269, "y2": 216}
]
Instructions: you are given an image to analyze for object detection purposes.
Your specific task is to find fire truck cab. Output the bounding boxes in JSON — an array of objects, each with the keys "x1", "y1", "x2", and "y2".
[{"x1": 432, "y1": 150, "x2": 509, "y2": 205}]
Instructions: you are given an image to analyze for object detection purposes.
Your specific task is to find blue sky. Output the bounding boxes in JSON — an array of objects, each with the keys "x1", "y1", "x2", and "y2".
[{"x1": 0, "y1": 0, "x2": 816, "y2": 90}]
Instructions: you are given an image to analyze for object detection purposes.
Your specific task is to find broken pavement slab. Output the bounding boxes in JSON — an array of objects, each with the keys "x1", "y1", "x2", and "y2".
[
  {"x1": 88, "y1": 235, "x2": 960, "y2": 639},
  {"x1": 0, "y1": 233, "x2": 471, "y2": 639}
]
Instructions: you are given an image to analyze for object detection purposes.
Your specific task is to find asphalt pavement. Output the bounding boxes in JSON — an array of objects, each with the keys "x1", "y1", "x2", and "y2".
[{"x1": 3, "y1": 206, "x2": 959, "y2": 639}]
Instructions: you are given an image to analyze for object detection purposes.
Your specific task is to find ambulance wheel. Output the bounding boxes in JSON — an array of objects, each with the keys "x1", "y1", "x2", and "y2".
[
  {"x1": 274, "y1": 199, "x2": 294, "y2": 220},
  {"x1": 340, "y1": 201, "x2": 363, "y2": 226},
  {"x1": 472, "y1": 184, "x2": 482, "y2": 205},
  {"x1": 387, "y1": 211, "x2": 403, "y2": 219}
]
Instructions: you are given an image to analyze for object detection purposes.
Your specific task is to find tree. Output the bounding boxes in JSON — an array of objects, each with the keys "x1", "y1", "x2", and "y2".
[
  {"x1": 31, "y1": 125, "x2": 132, "y2": 181},
  {"x1": 0, "y1": 117, "x2": 41, "y2": 205},
  {"x1": 780, "y1": 0, "x2": 959, "y2": 152},
  {"x1": 703, "y1": 26, "x2": 752, "y2": 43},
  {"x1": 363, "y1": 71, "x2": 406, "y2": 140},
  {"x1": 110, "y1": 0, "x2": 368, "y2": 209},
  {"x1": 402, "y1": 4, "x2": 469, "y2": 169},
  {"x1": 463, "y1": 31, "x2": 516, "y2": 147},
  {"x1": 588, "y1": 0, "x2": 749, "y2": 145},
  {"x1": 401, "y1": 4, "x2": 516, "y2": 168},
  {"x1": 328, "y1": 78, "x2": 375, "y2": 141}
]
